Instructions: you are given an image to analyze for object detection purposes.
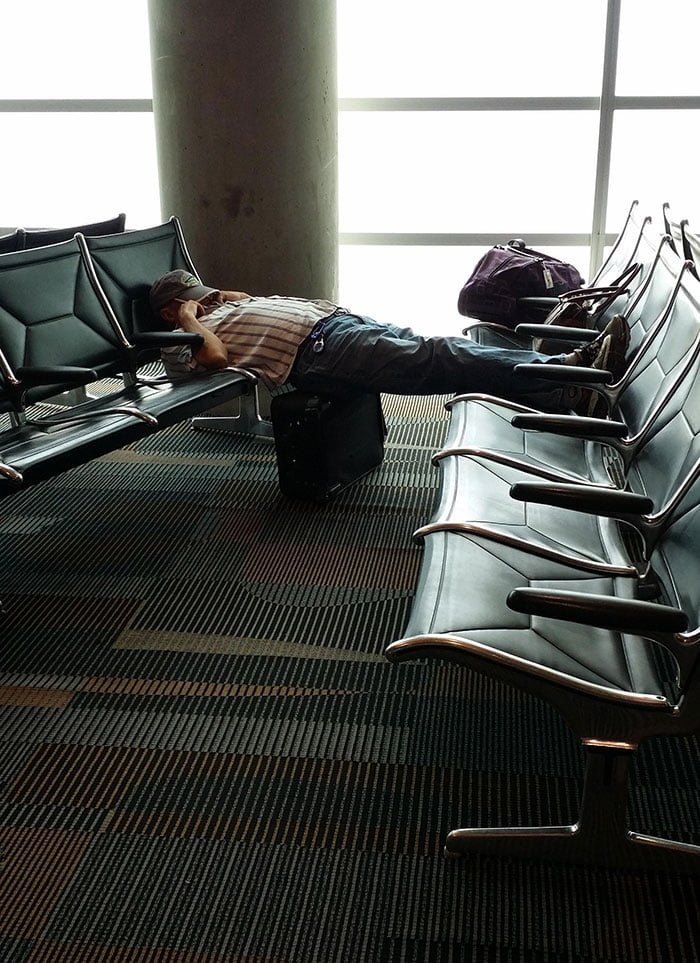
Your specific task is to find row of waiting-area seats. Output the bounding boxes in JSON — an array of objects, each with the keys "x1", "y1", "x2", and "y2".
[
  {"x1": 663, "y1": 200, "x2": 700, "y2": 277},
  {"x1": 386, "y1": 200, "x2": 700, "y2": 874},
  {"x1": 0, "y1": 216, "x2": 260, "y2": 500},
  {"x1": 0, "y1": 213, "x2": 127, "y2": 253},
  {"x1": 4, "y1": 203, "x2": 700, "y2": 876}
]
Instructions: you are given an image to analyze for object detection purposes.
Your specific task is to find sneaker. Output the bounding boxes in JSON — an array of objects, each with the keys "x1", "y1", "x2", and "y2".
[
  {"x1": 599, "y1": 314, "x2": 630, "y2": 381},
  {"x1": 567, "y1": 314, "x2": 630, "y2": 378},
  {"x1": 569, "y1": 335, "x2": 612, "y2": 418},
  {"x1": 586, "y1": 334, "x2": 613, "y2": 417}
]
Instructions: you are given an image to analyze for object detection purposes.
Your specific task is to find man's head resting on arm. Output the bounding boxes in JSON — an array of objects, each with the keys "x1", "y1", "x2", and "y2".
[
  {"x1": 148, "y1": 270, "x2": 231, "y2": 372},
  {"x1": 149, "y1": 270, "x2": 223, "y2": 326}
]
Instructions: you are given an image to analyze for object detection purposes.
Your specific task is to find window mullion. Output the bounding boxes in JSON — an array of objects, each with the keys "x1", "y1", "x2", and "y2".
[{"x1": 589, "y1": 0, "x2": 622, "y2": 276}]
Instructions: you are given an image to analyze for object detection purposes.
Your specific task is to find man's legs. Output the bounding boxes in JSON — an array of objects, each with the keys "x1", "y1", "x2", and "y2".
[{"x1": 289, "y1": 314, "x2": 578, "y2": 409}]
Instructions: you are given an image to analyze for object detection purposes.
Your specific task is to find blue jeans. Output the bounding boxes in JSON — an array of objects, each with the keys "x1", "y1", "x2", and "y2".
[{"x1": 288, "y1": 313, "x2": 570, "y2": 409}]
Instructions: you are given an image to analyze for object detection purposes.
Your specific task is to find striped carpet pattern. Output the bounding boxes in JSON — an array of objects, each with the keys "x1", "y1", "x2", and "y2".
[{"x1": 0, "y1": 393, "x2": 699, "y2": 962}]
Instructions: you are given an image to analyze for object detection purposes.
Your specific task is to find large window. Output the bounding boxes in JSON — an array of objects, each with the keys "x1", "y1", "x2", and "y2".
[
  {"x1": 1, "y1": 1, "x2": 698, "y2": 335},
  {"x1": 0, "y1": 0, "x2": 159, "y2": 230},
  {"x1": 338, "y1": 0, "x2": 700, "y2": 333}
]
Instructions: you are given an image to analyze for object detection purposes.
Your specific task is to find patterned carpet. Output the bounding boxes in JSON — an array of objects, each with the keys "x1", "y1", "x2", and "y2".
[{"x1": 0, "y1": 393, "x2": 698, "y2": 962}]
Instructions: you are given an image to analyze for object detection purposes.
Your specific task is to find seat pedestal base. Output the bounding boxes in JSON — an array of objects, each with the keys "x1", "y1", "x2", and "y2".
[
  {"x1": 191, "y1": 387, "x2": 273, "y2": 438},
  {"x1": 445, "y1": 744, "x2": 700, "y2": 874}
]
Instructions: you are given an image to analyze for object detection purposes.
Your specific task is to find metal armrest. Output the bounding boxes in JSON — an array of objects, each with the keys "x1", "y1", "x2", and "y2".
[
  {"x1": 561, "y1": 285, "x2": 628, "y2": 302},
  {"x1": 515, "y1": 362, "x2": 612, "y2": 384},
  {"x1": 507, "y1": 587, "x2": 689, "y2": 635},
  {"x1": 461, "y1": 319, "x2": 517, "y2": 336},
  {"x1": 0, "y1": 461, "x2": 23, "y2": 483},
  {"x1": 511, "y1": 412, "x2": 627, "y2": 438},
  {"x1": 515, "y1": 324, "x2": 597, "y2": 342},
  {"x1": 16, "y1": 365, "x2": 98, "y2": 387},
  {"x1": 517, "y1": 296, "x2": 560, "y2": 310},
  {"x1": 133, "y1": 332, "x2": 204, "y2": 348},
  {"x1": 509, "y1": 481, "x2": 653, "y2": 518}
]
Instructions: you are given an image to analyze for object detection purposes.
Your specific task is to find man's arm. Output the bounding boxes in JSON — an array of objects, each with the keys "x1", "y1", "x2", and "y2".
[
  {"x1": 220, "y1": 289, "x2": 251, "y2": 301},
  {"x1": 174, "y1": 300, "x2": 229, "y2": 369}
]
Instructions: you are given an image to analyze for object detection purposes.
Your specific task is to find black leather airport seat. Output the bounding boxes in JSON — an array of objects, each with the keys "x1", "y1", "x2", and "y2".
[
  {"x1": 434, "y1": 256, "x2": 696, "y2": 494},
  {"x1": 0, "y1": 239, "x2": 137, "y2": 406},
  {"x1": 609, "y1": 233, "x2": 679, "y2": 363},
  {"x1": 0, "y1": 398, "x2": 157, "y2": 489},
  {"x1": 19, "y1": 213, "x2": 126, "y2": 250},
  {"x1": 386, "y1": 221, "x2": 700, "y2": 872},
  {"x1": 0, "y1": 230, "x2": 23, "y2": 255},
  {"x1": 662, "y1": 200, "x2": 686, "y2": 256},
  {"x1": 386, "y1": 484, "x2": 700, "y2": 872},
  {"x1": 83, "y1": 218, "x2": 265, "y2": 435},
  {"x1": 589, "y1": 200, "x2": 651, "y2": 290},
  {"x1": 682, "y1": 222, "x2": 700, "y2": 280},
  {"x1": 0, "y1": 235, "x2": 252, "y2": 489},
  {"x1": 81, "y1": 218, "x2": 196, "y2": 365}
]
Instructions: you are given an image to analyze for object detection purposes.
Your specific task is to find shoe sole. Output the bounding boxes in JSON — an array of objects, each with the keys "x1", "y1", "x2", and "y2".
[
  {"x1": 588, "y1": 335, "x2": 612, "y2": 416},
  {"x1": 601, "y1": 314, "x2": 630, "y2": 381}
]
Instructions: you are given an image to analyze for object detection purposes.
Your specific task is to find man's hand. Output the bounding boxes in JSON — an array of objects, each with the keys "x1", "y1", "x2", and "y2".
[
  {"x1": 171, "y1": 299, "x2": 229, "y2": 369},
  {"x1": 175, "y1": 298, "x2": 207, "y2": 328}
]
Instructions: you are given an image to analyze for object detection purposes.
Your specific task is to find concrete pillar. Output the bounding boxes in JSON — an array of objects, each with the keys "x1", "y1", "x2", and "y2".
[{"x1": 147, "y1": 0, "x2": 337, "y2": 300}]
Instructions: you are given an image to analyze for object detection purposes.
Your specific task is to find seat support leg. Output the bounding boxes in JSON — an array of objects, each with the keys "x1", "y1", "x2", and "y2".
[
  {"x1": 191, "y1": 385, "x2": 274, "y2": 439},
  {"x1": 445, "y1": 744, "x2": 700, "y2": 874}
]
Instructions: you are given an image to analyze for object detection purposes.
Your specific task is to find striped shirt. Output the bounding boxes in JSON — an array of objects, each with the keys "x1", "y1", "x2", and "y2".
[{"x1": 160, "y1": 296, "x2": 340, "y2": 385}]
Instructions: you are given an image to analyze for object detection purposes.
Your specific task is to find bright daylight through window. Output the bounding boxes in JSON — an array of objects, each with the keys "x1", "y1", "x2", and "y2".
[
  {"x1": 337, "y1": 0, "x2": 700, "y2": 332},
  {"x1": 0, "y1": 0, "x2": 698, "y2": 334}
]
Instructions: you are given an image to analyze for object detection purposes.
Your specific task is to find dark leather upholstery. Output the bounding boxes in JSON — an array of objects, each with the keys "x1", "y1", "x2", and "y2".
[
  {"x1": 0, "y1": 230, "x2": 23, "y2": 254},
  {"x1": 683, "y1": 222, "x2": 700, "y2": 279},
  {"x1": 0, "y1": 223, "x2": 253, "y2": 491},
  {"x1": 420, "y1": 259, "x2": 700, "y2": 576},
  {"x1": 20, "y1": 213, "x2": 126, "y2": 250},
  {"x1": 83, "y1": 219, "x2": 196, "y2": 360},
  {"x1": 386, "y1": 210, "x2": 700, "y2": 871},
  {"x1": 393, "y1": 531, "x2": 665, "y2": 700},
  {"x1": 0, "y1": 239, "x2": 132, "y2": 403}
]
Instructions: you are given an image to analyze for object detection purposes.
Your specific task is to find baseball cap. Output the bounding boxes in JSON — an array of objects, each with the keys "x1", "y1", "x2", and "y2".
[{"x1": 149, "y1": 270, "x2": 219, "y2": 313}]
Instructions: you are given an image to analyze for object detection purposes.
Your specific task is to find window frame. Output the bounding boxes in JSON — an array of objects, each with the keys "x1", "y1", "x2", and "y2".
[
  {"x1": 338, "y1": 0, "x2": 700, "y2": 279},
  {"x1": 1, "y1": 1, "x2": 699, "y2": 271}
]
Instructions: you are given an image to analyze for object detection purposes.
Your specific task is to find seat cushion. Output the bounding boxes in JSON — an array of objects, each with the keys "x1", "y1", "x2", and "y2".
[{"x1": 403, "y1": 529, "x2": 664, "y2": 697}]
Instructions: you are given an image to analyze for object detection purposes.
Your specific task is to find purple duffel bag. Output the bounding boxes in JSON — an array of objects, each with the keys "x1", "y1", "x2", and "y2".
[{"x1": 458, "y1": 241, "x2": 584, "y2": 327}]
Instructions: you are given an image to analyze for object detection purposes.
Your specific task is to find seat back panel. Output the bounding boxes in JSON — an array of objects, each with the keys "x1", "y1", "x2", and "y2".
[
  {"x1": 85, "y1": 221, "x2": 195, "y2": 344},
  {"x1": 0, "y1": 239, "x2": 128, "y2": 403}
]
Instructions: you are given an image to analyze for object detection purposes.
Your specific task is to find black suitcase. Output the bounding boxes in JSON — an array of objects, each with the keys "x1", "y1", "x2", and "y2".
[{"x1": 270, "y1": 390, "x2": 386, "y2": 500}]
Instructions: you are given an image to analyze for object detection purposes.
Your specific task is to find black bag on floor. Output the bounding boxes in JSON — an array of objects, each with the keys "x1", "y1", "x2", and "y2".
[{"x1": 270, "y1": 390, "x2": 386, "y2": 501}]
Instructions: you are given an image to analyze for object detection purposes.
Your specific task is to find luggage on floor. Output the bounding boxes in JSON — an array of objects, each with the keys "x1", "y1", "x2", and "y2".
[{"x1": 270, "y1": 390, "x2": 386, "y2": 500}]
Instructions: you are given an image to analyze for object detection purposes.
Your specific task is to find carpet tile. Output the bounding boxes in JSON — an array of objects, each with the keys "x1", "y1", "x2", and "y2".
[{"x1": 1, "y1": 394, "x2": 699, "y2": 961}]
